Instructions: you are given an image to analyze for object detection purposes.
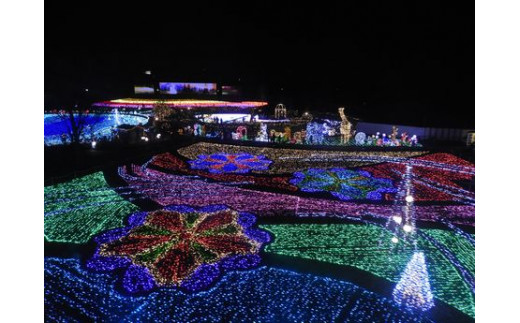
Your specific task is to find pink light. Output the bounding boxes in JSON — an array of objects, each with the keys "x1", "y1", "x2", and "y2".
[{"x1": 92, "y1": 98, "x2": 268, "y2": 109}]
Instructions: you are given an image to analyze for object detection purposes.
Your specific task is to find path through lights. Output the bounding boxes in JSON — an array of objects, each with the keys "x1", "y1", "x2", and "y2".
[{"x1": 379, "y1": 162, "x2": 418, "y2": 249}]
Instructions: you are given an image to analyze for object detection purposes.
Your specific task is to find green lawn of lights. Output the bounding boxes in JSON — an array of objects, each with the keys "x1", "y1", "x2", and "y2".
[
  {"x1": 260, "y1": 223, "x2": 475, "y2": 318},
  {"x1": 44, "y1": 172, "x2": 139, "y2": 244}
]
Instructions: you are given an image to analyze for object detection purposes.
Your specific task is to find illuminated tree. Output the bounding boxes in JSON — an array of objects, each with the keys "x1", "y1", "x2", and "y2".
[
  {"x1": 153, "y1": 99, "x2": 173, "y2": 121},
  {"x1": 392, "y1": 251, "x2": 435, "y2": 311},
  {"x1": 57, "y1": 90, "x2": 99, "y2": 145}
]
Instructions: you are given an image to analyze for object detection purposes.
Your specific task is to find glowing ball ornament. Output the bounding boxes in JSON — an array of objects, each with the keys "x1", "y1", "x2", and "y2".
[
  {"x1": 392, "y1": 216, "x2": 402, "y2": 224},
  {"x1": 403, "y1": 224, "x2": 413, "y2": 233},
  {"x1": 391, "y1": 237, "x2": 399, "y2": 244},
  {"x1": 405, "y1": 195, "x2": 414, "y2": 203}
]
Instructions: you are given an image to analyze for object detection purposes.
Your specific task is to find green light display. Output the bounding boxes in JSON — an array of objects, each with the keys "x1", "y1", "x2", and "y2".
[
  {"x1": 424, "y1": 229, "x2": 475, "y2": 274},
  {"x1": 260, "y1": 223, "x2": 474, "y2": 318},
  {"x1": 44, "y1": 172, "x2": 139, "y2": 243}
]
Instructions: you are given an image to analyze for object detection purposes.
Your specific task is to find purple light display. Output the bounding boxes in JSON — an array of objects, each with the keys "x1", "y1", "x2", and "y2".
[
  {"x1": 118, "y1": 164, "x2": 475, "y2": 226},
  {"x1": 159, "y1": 82, "x2": 217, "y2": 95}
]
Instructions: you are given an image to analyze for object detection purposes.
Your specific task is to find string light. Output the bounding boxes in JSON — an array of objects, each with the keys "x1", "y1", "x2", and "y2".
[
  {"x1": 44, "y1": 172, "x2": 139, "y2": 243},
  {"x1": 119, "y1": 165, "x2": 474, "y2": 224},
  {"x1": 45, "y1": 258, "x2": 430, "y2": 322},
  {"x1": 178, "y1": 142, "x2": 427, "y2": 175},
  {"x1": 188, "y1": 153, "x2": 272, "y2": 174},
  {"x1": 93, "y1": 98, "x2": 268, "y2": 109},
  {"x1": 87, "y1": 205, "x2": 270, "y2": 293},
  {"x1": 289, "y1": 168, "x2": 396, "y2": 201},
  {"x1": 392, "y1": 252, "x2": 435, "y2": 311},
  {"x1": 360, "y1": 153, "x2": 474, "y2": 202},
  {"x1": 44, "y1": 113, "x2": 148, "y2": 146},
  {"x1": 261, "y1": 223, "x2": 474, "y2": 317},
  {"x1": 44, "y1": 143, "x2": 474, "y2": 320}
]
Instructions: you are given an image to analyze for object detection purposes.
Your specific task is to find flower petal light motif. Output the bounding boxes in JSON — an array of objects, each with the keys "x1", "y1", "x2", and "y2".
[
  {"x1": 290, "y1": 168, "x2": 397, "y2": 201},
  {"x1": 87, "y1": 205, "x2": 271, "y2": 293},
  {"x1": 188, "y1": 153, "x2": 272, "y2": 174}
]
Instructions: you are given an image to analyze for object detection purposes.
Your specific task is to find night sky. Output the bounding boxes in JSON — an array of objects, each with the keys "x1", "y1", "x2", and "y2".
[{"x1": 45, "y1": 1, "x2": 474, "y2": 128}]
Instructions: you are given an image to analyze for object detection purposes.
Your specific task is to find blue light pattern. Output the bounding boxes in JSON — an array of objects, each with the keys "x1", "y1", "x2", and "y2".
[
  {"x1": 290, "y1": 168, "x2": 397, "y2": 201},
  {"x1": 44, "y1": 113, "x2": 148, "y2": 145},
  {"x1": 45, "y1": 258, "x2": 431, "y2": 322},
  {"x1": 188, "y1": 153, "x2": 272, "y2": 174}
]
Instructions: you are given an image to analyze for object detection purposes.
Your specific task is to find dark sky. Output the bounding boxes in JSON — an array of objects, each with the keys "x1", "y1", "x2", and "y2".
[{"x1": 45, "y1": 1, "x2": 474, "y2": 128}]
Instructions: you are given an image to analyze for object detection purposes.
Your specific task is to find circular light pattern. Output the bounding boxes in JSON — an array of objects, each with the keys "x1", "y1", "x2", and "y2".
[
  {"x1": 403, "y1": 224, "x2": 414, "y2": 233},
  {"x1": 87, "y1": 205, "x2": 271, "y2": 293},
  {"x1": 290, "y1": 168, "x2": 397, "y2": 201},
  {"x1": 188, "y1": 153, "x2": 273, "y2": 174},
  {"x1": 392, "y1": 216, "x2": 403, "y2": 224},
  {"x1": 405, "y1": 195, "x2": 414, "y2": 203},
  {"x1": 391, "y1": 237, "x2": 399, "y2": 243}
]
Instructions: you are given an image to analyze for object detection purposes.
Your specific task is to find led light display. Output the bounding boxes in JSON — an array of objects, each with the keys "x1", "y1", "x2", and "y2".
[
  {"x1": 44, "y1": 172, "x2": 139, "y2": 243},
  {"x1": 45, "y1": 258, "x2": 431, "y2": 322},
  {"x1": 92, "y1": 99, "x2": 268, "y2": 109},
  {"x1": 159, "y1": 82, "x2": 217, "y2": 95},
  {"x1": 222, "y1": 85, "x2": 241, "y2": 96},
  {"x1": 188, "y1": 153, "x2": 272, "y2": 174},
  {"x1": 150, "y1": 152, "x2": 297, "y2": 192},
  {"x1": 195, "y1": 113, "x2": 251, "y2": 123},
  {"x1": 178, "y1": 144, "x2": 474, "y2": 203},
  {"x1": 134, "y1": 86, "x2": 154, "y2": 94},
  {"x1": 361, "y1": 153, "x2": 475, "y2": 203},
  {"x1": 88, "y1": 205, "x2": 270, "y2": 293},
  {"x1": 290, "y1": 168, "x2": 396, "y2": 201},
  {"x1": 119, "y1": 164, "x2": 475, "y2": 225},
  {"x1": 392, "y1": 252, "x2": 435, "y2": 311},
  {"x1": 44, "y1": 143, "x2": 474, "y2": 322},
  {"x1": 178, "y1": 142, "x2": 428, "y2": 175},
  {"x1": 260, "y1": 223, "x2": 475, "y2": 317},
  {"x1": 44, "y1": 113, "x2": 148, "y2": 146}
]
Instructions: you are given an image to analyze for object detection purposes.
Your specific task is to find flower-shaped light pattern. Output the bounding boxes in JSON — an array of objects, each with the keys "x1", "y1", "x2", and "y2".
[
  {"x1": 290, "y1": 168, "x2": 396, "y2": 201},
  {"x1": 188, "y1": 153, "x2": 272, "y2": 174},
  {"x1": 87, "y1": 205, "x2": 271, "y2": 293}
]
